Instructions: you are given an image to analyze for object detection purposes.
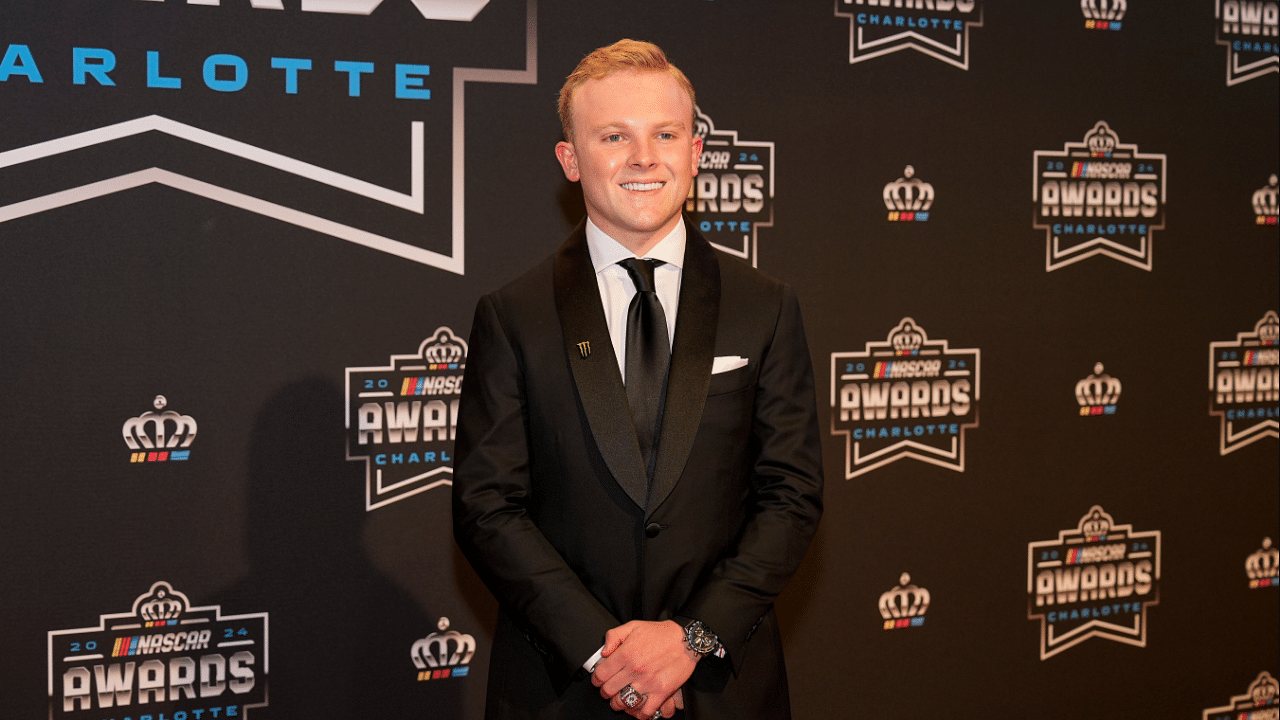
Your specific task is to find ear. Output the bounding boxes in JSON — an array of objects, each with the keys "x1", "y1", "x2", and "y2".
[
  {"x1": 555, "y1": 141, "x2": 580, "y2": 182},
  {"x1": 690, "y1": 136, "x2": 703, "y2": 178}
]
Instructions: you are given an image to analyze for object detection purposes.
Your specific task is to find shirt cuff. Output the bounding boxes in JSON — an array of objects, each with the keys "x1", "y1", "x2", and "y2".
[{"x1": 583, "y1": 644, "x2": 605, "y2": 673}]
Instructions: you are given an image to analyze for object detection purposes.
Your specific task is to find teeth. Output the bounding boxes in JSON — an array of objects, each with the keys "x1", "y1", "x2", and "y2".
[{"x1": 622, "y1": 182, "x2": 664, "y2": 191}]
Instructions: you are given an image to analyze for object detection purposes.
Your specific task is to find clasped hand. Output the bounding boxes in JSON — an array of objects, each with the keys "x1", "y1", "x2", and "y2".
[{"x1": 591, "y1": 619, "x2": 698, "y2": 719}]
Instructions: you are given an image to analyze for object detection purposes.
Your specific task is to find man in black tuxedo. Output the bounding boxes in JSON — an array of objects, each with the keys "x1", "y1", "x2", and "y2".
[{"x1": 452, "y1": 39, "x2": 823, "y2": 720}]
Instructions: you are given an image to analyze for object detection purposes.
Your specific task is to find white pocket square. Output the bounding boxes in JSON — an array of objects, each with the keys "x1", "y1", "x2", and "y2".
[{"x1": 712, "y1": 355, "x2": 749, "y2": 374}]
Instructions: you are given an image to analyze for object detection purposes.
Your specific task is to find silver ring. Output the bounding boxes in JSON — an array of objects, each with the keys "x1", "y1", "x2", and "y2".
[
  {"x1": 619, "y1": 685, "x2": 642, "y2": 709},
  {"x1": 651, "y1": 711, "x2": 663, "y2": 720}
]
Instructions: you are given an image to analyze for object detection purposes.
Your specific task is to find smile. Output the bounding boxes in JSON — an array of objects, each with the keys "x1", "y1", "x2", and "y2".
[{"x1": 620, "y1": 182, "x2": 665, "y2": 191}]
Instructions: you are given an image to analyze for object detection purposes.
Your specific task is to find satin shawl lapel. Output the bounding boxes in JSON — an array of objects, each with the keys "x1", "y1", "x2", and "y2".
[
  {"x1": 646, "y1": 227, "x2": 720, "y2": 518},
  {"x1": 553, "y1": 225, "x2": 649, "y2": 509}
]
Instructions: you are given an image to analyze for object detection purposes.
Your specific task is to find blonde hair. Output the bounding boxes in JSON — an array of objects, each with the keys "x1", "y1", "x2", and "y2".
[{"x1": 558, "y1": 39, "x2": 696, "y2": 142}]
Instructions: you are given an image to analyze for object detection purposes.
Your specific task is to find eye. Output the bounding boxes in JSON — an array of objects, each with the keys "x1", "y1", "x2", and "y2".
[
  {"x1": 604, "y1": 133, "x2": 623, "y2": 143},
  {"x1": 657, "y1": 132, "x2": 675, "y2": 140}
]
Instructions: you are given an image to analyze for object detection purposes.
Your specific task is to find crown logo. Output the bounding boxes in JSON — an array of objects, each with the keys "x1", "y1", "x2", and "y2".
[
  {"x1": 1084, "y1": 121, "x2": 1119, "y2": 156},
  {"x1": 1081, "y1": 0, "x2": 1126, "y2": 21},
  {"x1": 882, "y1": 166, "x2": 935, "y2": 212},
  {"x1": 889, "y1": 319, "x2": 925, "y2": 354},
  {"x1": 1247, "y1": 537, "x2": 1279, "y2": 580},
  {"x1": 122, "y1": 395, "x2": 198, "y2": 450},
  {"x1": 134, "y1": 582, "x2": 188, "y2": 622},
  {"x1": 411, "y1": 617, "x2": 476, "y2": 670},
  {"x1": 1254, "y1": 175, "x2": 1279, "y2": 217},
  {"x1": 1078, "y1": 505, "x2": 1113, "y2": 538},
  {"x1": 420, "y1": 328, "x2": 467, "y2": 366},
  {"x1": 1076, "y1": 363, "x2": 1122, "y2": 408},
  {"x1": 1251, "y1": 672, "x2": 1279, "y2": 706},
  {"x1": 879, "y1": 573, "x2": 930, "y2": 621},
  {"x1": 1257, "y1": 311, "x2": 1279, "y2": 346}
]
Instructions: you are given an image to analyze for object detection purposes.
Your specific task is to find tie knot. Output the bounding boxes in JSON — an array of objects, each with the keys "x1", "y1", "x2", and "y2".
[{"x1": 619, "y1": 258, "x2": 663, "y2": 294}]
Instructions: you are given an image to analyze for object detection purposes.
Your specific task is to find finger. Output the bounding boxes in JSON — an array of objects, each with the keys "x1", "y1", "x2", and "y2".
[
  {"x1": 628, "y1": 694, "x2": 656, "y2": 720},
  {"x1": 632, "y1": 687, "x2": 669, "y2": 719},
  {"x1": 611, "y1": 684, "x2": 646, "y2": 714},
  {"x1": 634, "y1": 691, "x2": 675, "y2": 717},
  {"x1": 602, "y1": 620, "x2": 640, "y2": 657},
  {"x1": 590, "y1": 661, "x2": 615, "y2": 688},
  {"x1": 599, "y1": 672, "x2": 633, "y2": 701},
  {"x1": 674, "y1": 687, "x2": 684, "y2": 710},
  {"x1": 591, "y1": 641, "x2": 630, "y2": 688},
  {"x1": 601, "y1": 627, "x2": 626, "y2": 657}
]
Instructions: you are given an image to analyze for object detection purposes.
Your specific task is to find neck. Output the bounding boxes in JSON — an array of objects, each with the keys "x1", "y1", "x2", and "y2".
[{"x1": 593, "y1": 215, "x2": 682, "y2": 257}]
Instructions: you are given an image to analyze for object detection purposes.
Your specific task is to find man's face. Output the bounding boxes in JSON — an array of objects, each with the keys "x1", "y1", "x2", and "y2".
[{"x1": 556, "y1": 70, "x2": 702, "y2": 252}]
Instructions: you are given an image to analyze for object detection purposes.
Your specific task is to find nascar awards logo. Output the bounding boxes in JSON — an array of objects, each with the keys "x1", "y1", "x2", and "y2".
[
  {"x1": 1203, "y1": 671, "x2": 1279, "y2": 720},
  {"x1": 830, "y1": 318, "x2": 980, "y2": 478},
  {"x1": 122, "y1": 395, "x2": 197, "y2": 463},
  {"x1": 688, "y1": 106, "x2": 774, "y2": 267},
  {"x1": 346, "y1": 327, "x2": 466, "y2": 511},
  {"x1": 1256, "y1": 174, "x2": 1279, "y2": 224},
  {"x1": 883, "y1": 166, "x2": 933, "y2": 222},
  {"x1": 834, "y1": 0, "x2": 984, "y2": 69},
  {"x1": 49, "y1": 581, "x2": 268, "y2": 719},
  {"x1": 879, "y1": 573, "x2": 930, "y2": 630},
  {"x1": 1033, "y1": 121, "x2": 1167, "y2": 272},
  {"x1": 1248, "y1": 537, "x2": 1279, "y2": 588},
  {"x1": 1027, "y1": 506, "x2": 1161, "y2": 660},
  {"x1": 1082, "y1": 0, "x2": 1126, "y2": 30},
  {"x1": 1208, "y1": 310, "x2": 1279, "y2": 454},
  {"x1": 1076, "y1": 363, "x2": 1121, "y2": 416},
  {"x1": 411, "y1": 617, "x2": 475, "y2": 682},
  {"x1": 1214, "y1": 0, "x2": 1279, "y2": 85}
]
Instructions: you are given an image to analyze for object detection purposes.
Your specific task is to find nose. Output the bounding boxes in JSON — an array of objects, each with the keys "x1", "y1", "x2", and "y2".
[{"x1": 629, "y1": 136, "x2": 657, "y2": 168}]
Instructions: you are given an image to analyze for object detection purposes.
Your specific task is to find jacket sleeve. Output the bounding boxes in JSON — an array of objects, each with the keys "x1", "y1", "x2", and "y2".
[
  {"x1": 451, "y1": 294, "x2": 620, "y2": 681},
  {"x1": 678, "y1": 285, "x2": 825, "y2": 674}
]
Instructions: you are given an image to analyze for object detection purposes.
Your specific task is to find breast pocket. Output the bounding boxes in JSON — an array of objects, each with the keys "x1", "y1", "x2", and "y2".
[{"x1": 706, "y1": 365, "x2": 752, "y2": 397}]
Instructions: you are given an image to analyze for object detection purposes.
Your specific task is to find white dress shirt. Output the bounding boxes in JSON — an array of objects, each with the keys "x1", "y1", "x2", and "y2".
[
  {"x1": 585, "y1": 218, "x2": 684, "y2": 384},
  {"x1": 581, "y1": 219, "x2": 684, "y2": 673}
]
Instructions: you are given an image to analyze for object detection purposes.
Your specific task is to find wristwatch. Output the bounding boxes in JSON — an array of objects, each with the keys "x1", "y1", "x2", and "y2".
[{"x1": 681, "y1": 620, "x2": 722, "y2": 657}]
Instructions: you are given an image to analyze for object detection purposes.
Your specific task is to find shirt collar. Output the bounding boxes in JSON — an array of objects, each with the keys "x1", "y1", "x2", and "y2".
[{"x1": 586, "y1": 217, "x2": 687, "y2": 275}]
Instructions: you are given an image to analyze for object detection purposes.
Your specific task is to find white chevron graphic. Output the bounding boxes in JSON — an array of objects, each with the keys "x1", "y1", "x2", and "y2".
[
  {"x1": 0, "y1": 0, "x2": 539, "y2": 275},
  {"x1": 0, "y1": 116, "x2": 443, "y2": 266},
  {"x1": 0, "y1": 115, "x2": 424, "y2": 211}
]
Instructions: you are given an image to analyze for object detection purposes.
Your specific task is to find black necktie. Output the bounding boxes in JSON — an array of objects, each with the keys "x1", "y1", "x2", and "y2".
[{"x1": 619, "y1": 258, "x2": 670, "y2": 480}]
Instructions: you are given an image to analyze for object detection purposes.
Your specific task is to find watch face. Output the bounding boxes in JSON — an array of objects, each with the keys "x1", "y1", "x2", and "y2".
[{"x1": 687, "y1": 624, "x2": 716, "y2": 653}]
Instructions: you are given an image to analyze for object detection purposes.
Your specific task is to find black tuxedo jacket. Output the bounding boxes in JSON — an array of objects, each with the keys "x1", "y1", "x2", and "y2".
[{"x1": 452, "y1": 221, "x2": 823, "y2": 719}]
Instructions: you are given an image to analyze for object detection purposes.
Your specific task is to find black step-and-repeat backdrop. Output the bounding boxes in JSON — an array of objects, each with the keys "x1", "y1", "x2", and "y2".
[{"x1": 2, "y1": 1, "x2": 1277, "y2": 718}]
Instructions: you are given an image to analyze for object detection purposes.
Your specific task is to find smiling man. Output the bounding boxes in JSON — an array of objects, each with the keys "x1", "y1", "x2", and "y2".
[{"x1": 453, "y1": 40, "x2": 823, "y2": 720}]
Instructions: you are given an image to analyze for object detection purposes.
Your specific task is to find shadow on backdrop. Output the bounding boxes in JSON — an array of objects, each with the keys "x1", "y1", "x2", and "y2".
[{"x1": 206, "y1": 377, "x2": 463, "y2": 718}]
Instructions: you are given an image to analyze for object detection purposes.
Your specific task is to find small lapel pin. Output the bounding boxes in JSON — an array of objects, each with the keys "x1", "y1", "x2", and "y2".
[{"x1": 577, "y1": 341, "x2": 591, "y2": 358}]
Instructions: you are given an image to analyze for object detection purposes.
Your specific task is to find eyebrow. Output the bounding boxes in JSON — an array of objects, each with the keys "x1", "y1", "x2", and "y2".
[{"x1": 587, "y1": 120, "x2": 688, "y2": 134}]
